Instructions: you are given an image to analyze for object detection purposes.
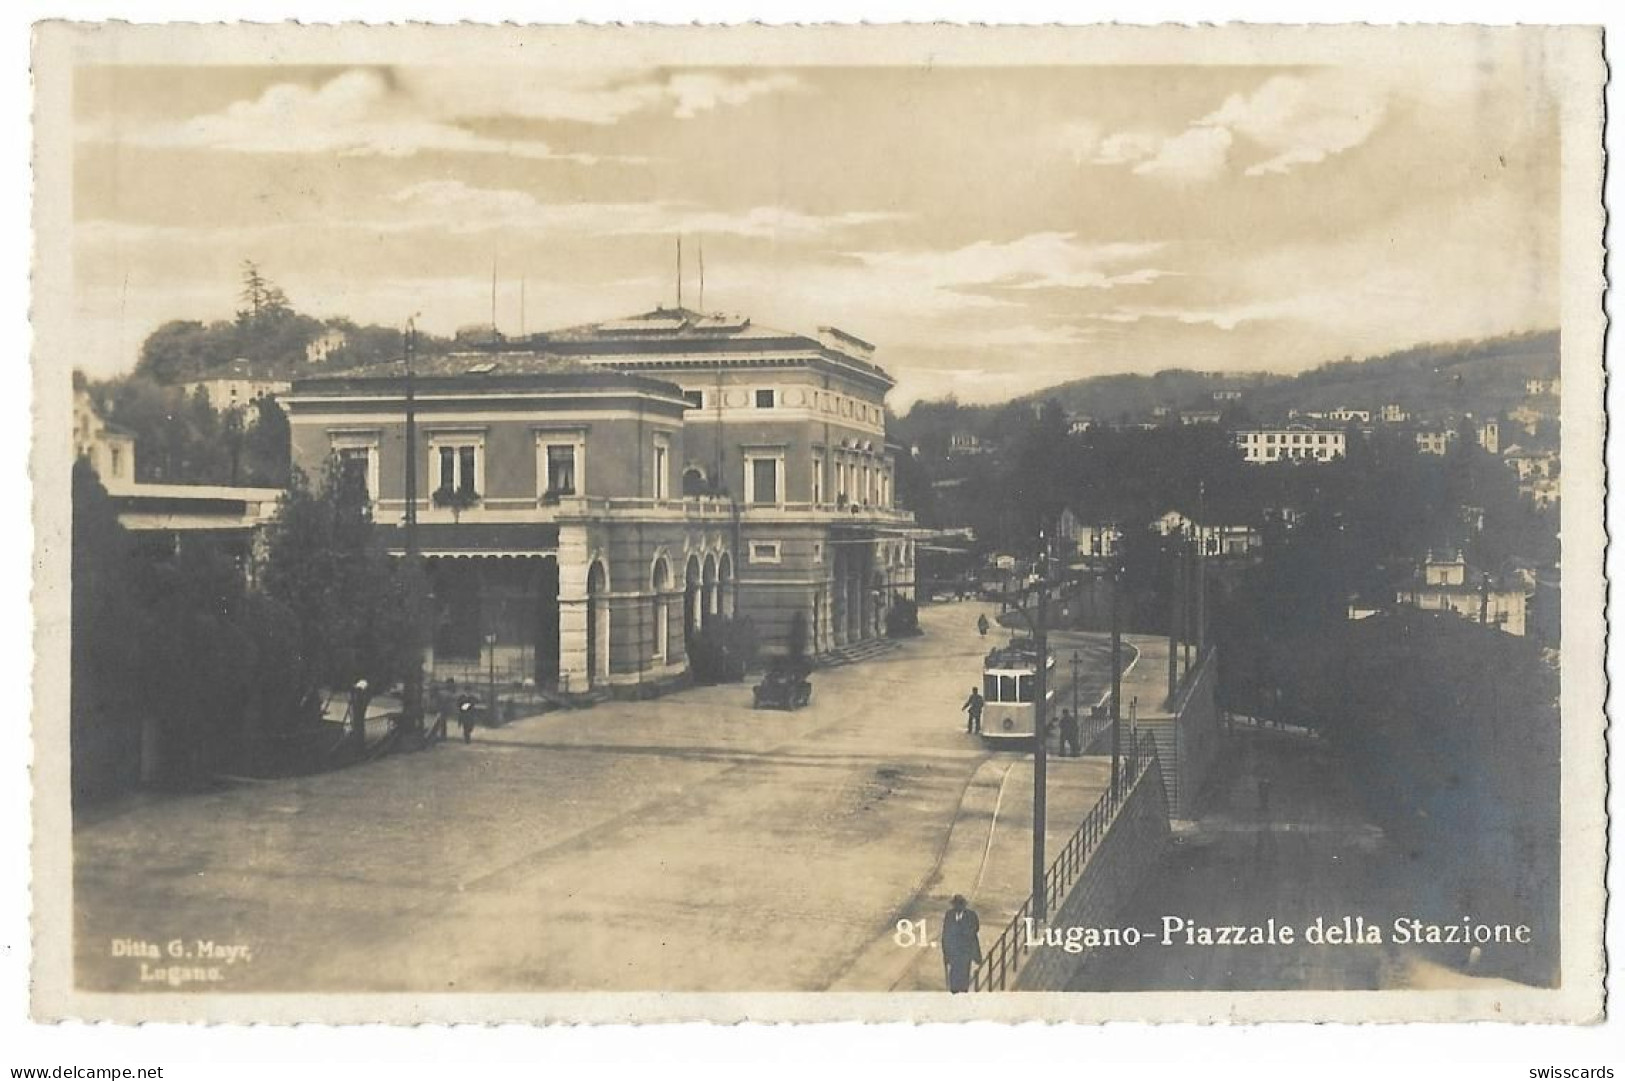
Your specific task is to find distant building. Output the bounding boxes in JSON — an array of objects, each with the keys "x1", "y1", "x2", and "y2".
[
  {"x1": 1415, "y1": 426, "x2": 1459, "y2": 456},
  {"x1": 1476, "y1": 418, "x2": 1501, "y2": 455},
  {"x1": 1056, "y1": 508, "x2": 1121, "y2": 563},
  {"x1": 1235, "y1": 426, "x2": 1347, "y2": 463},
  {"x1": 1066, "y1": 413, "x2": 1095, "y2": 435},
  {"x1": 1397, "y1": 551, "x2": 1527, "y2": 636},
  {"x1": 1294, "y1": 407, "x2": 1368, "y2": 424},
  {"x1": 73, "y1": 386, "x2": 136, "y2": 489},
  {"x1": 1379, "y1": 403, "x2": 1409, "y2": 424},
  {"x1": 1179, "y1": 409, "x2": 1222, "y2": 426},
  {"x1": 948, "y1": 432, "x2": 988, "y2": 457},
  {"x1": 1153, "y1": 508, "x2": 1262, "y2": 558},
  {"x1": 1151, "y1": 405, "x2": 1171, "y2": 419},
  {"x1": 1507, "y1": 404, "x2": 1546, "y2": 436},
  {"x1": 1211, "y1": 389, "x2": 1243, "y2": 402},
  {"x1": 1525, "y1": 376, "x2": 1561, "y2": 397},
  {"x1": 177, "y1": 359, "x2": 292, "y2": 417},
  {"x1": 304, "y1": 328, "x2": 348, "y2": 364},
  {"x1": 1503, "y1": 445, "x2": 1559, "y2": 481},
  {"x1": 1525, "y1": 475, "x2": 1561, "y2": 508}
]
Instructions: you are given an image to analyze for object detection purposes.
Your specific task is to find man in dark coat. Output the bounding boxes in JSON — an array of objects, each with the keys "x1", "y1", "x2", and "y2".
[
  {"x1": 963, "y1": 688, "x2": 985, "y2": 734},
  {"x1": 941, "y1": 894, "x2": 982, "y2": 993},
  {"x1": 1059, "y1": 708, "x2": 1081, "y2": 757}
]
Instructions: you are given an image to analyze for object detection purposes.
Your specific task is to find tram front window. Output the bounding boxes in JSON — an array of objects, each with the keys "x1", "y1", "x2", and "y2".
[
  {"x1": 1018, "y1": 674, "x2": 1035, "y2": 703},
  {"x1": 983, "y1": 675, "x2": 999, "y2": 702}
]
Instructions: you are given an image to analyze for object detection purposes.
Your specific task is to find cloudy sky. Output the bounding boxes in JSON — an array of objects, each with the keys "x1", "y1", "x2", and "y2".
[{"x1": 70, "y1": 54, "x2": 1560, "y2": 405}]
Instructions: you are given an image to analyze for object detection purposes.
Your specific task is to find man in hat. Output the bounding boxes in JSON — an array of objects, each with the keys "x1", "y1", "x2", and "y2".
[
  {"x1": 941, "y1": 894, "x2": 982, "y2": 993},
  {"x1": 962, "y1": 687, "x2": 985, "y2": 735},
  {"x1": 1059, "y1": 708, "x2": 1081, "y2": 757}
]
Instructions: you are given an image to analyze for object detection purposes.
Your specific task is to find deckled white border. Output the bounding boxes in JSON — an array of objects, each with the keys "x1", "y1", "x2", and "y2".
[{"x1": 22, "y1": 18, "x2": 1608, "y2": 1029}]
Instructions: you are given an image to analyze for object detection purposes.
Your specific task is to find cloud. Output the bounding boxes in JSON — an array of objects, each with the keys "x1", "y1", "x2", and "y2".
[
  {"x1": 1085, "y1": 124, "x2": 1233, "y2": 184},
  {"x1": 396, "y1": 68, "x2": 803, "y2": 125},
  {"x1": 380, "y1": 180, "x2": 905, "y2": 240},
  {"x1": 1093, "y1": 130, "x2": 1162, "y2": 166},
  {"x1": 78, "y1": 68, "x2": 804, "y2": 159},
  {"x1": 1131, "y1": 125, "x2": 1233, "y2": 183},
  {"x1": 81, "y1": 70, "x2": 569, "y2": 159},
  {"x1": 849, "y1": 233, "x2": 1169, "y2": 295},
  {"x1": 1080, "y1": 71, "x2": 1387, "y2": 183},
  {"x1": 1201, "y1": 73, "x2": 1386, "y2": 176}
]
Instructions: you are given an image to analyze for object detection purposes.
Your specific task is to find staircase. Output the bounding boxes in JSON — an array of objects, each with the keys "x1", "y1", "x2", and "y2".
[{"x1": 817, "y1": 637, "x2": 901, "y2": 668}]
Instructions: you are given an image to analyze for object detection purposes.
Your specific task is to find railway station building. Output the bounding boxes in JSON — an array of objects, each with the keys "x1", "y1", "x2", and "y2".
[{"x1": 284, "y1": 308, "x2": 917, "y2": 695}]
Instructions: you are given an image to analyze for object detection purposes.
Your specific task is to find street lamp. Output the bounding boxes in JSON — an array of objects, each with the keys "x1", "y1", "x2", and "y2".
[{"x1": 1070, "y1": 649, "x2": 1081, "y2": 723}]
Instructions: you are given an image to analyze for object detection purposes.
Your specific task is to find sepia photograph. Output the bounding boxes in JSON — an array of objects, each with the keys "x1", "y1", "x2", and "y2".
[{"x1": 27, "y1": 20, "x2": 1606, "y2": 1025}]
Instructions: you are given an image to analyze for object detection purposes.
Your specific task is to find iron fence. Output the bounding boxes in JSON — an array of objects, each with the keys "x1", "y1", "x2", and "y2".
[{"x1": 972, "y1": 730, "x2": 1165, "y2": 991}]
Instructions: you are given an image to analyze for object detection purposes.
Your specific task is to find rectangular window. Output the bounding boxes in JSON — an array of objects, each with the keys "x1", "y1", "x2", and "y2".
[
  {"x1": 812, "y1": 454, "x2": 825, "y2": 504},
  {"x1": 755, "y1": 388, "x2": 775, "y2": 409},
  {"x1": 684, "y1": 390, "x2": 704, "y2": 409},
  {"x1": 983, "y1": 674, "x2": 999, "y2": 701},
  {"x1": 438, "y1": 446, "x2": 456, "y2": 492},
  {"x1": 431, "y1": 438, "x2": 481, "y2": 496},
  {"x1": 546, "y1": 445, "x2": 577, "y2": 495},
  {"x1": 1018, "y1": 674, "x2": 1035, "y2": 703},
  {"x1": 749, "y1": 541, "x2": 781, "y2": 564},
  {"x1": 653, "y1": 436, "x2": 670, "y2": 500},
  {"x1": 998, "y1": 675, "x2": 1017, "y2": 702},
  {"x1": 812, "y1": 541, "x2": 824, "y2": 563},
  {"x1": 750, "y1": 457, "x2": 779, "y2": 504},
  {"x1": 338, "y1": 447, "x2": 373, "y2": 501}
]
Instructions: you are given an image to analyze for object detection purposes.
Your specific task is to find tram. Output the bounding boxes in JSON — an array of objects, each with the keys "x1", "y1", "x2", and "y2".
[{"x1": 979, "y1": 636, "x2": 1056, "y2": 751}]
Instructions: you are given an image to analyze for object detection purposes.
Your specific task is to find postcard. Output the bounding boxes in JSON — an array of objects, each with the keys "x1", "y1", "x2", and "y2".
[{"x1": 30, "y1": 21, "x2": 1606, "y2": 1023}]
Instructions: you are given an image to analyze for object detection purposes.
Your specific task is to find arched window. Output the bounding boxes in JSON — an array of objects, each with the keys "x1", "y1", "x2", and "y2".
[
  {"x1": 682, "y1": 466, "x2": 708, "y2": 497},
  {"x1": 651, "y1": 556, "x2": 672, "y2": 663}
]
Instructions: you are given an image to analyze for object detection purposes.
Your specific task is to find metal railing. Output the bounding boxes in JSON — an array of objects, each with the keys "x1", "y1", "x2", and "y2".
[{"x1": 973, "y1": 730, "x2": 1165, "y2": 992}]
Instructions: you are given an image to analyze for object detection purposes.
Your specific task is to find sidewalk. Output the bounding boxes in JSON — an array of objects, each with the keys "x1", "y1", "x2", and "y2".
[{"x1": 830, "y1": 752, "x2": 1112, "y2": 992}]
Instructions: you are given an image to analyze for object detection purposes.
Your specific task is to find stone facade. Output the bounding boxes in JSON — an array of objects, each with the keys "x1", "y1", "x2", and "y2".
[{"x1": 284, "y1": 310, "x2": 917, "y2": 694}]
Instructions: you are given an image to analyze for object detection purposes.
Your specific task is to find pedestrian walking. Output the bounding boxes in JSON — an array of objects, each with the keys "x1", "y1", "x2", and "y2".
[
  {"x1": 428, "y1": 677, "x2": 455, "y2": 742},
  {"x1": 1059, "y1": 708, "x2": 1081, "y2": 757},
  {"x1": 962, "y1": 687, "x2": 984, "y2": 734},
  {"x1": 941, "y1": 894, "x2": 982, "y2": 994},
  {"x1": 976, "y1": 613, "x2": 990, "y2": 637},
  {"x1": 458, "y1": 693, "x2": 479, "y2": 743}
]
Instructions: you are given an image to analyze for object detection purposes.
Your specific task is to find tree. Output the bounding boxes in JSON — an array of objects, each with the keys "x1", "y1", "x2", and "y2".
[
  {"x1": 242, "y1": 397, "x2": 292, "y2": 487},
  {"x1": 238, "y1": 260, "x2": 291, "y2": 325},
  {"x1": 260, "y1": 459, "x2": 431, "y2": 710},
  {"x1": 70, "y1": 462, "x2": 146, "y2": 803},
  {"x1": 134, "y1": 319, "x2": 238, "y2": 383}
]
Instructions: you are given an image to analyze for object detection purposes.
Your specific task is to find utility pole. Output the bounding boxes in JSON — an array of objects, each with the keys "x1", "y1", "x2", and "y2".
[
  {"x1": 1182, "y1": 542, "x2": 1194, "y2": 679},
  {"x1": 1479, "y1": 572, "x2": 1491, "y2": 625},
  {"x1": 401, "y1": 317, "x2": 424, "y2": 742},
  {"x1": 1167, "y1": 538, "x2": 1179, "y2": 703},
  {"x1": 1110, "y1": 560, "x2": 1123, "y2": 803},
  {"x1": 1032, "y1": 548, "x2": 1050, "y2": 922},
  {"x1": 1196, "y1": 481, "x2": 1207, "y2": 655}
]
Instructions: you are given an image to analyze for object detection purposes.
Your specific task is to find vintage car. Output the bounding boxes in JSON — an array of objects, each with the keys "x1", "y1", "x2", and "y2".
[{"x1": 752, "y1": 666, "x2": 813, "y2": 710}]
